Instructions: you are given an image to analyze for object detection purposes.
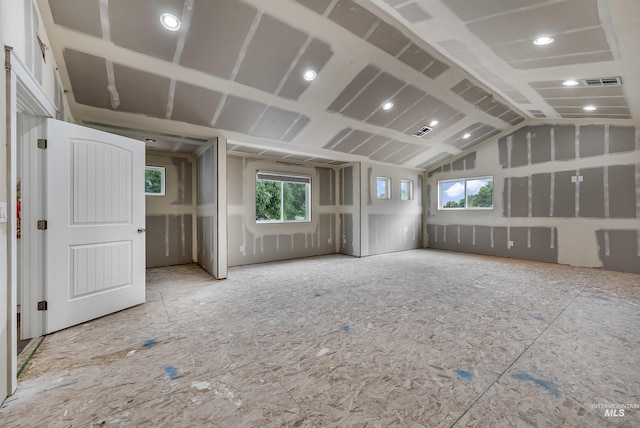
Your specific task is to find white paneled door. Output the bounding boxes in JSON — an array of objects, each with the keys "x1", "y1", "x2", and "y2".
[{"x1": 45, "y1": 119, "x2": 145, "y2": 333}]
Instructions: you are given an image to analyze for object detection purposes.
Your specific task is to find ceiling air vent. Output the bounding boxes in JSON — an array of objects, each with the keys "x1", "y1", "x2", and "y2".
[
  {"x1": 412, "y1": 125, "x2": 433, "y2": 138},
  {"x1": 583, "y1": 76, "x2": 622, "y2": 87}
]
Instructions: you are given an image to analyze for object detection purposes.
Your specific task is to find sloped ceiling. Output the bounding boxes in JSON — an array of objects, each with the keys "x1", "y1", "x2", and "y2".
[{"x1": 37, "y1": 0, "x2": 639, "y2": 169}]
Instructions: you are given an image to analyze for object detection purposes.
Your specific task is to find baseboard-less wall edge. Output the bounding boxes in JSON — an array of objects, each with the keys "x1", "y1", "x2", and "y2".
[{"x1": 427, "y1": 224, "x2": 558, "y2": 264}]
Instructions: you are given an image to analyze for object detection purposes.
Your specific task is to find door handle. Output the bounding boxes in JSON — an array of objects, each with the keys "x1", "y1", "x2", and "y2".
[{"x1": 138, "y1": 228, "x2": 146, "y2": 233}]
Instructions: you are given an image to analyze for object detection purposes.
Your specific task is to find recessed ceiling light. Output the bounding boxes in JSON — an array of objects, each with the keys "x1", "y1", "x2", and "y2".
[
  {"x1": 160, "y1": 13, "x2": 181, "y2": 31},
  {"x1": 462, "y1": 133, "x2": 471, "y2": 139},
  {"x1": 562, "y1": 79, "x2": 580, "y2": 86},
  {"x1": 533, "y1": 36, "x2": 554, "y2": 46},
  {"x1": 303, "y1": 69, "x2": 317, "y2": 81},
  {"x1": 583, "y1": 105, "x2": 597, "y2": 111},
  {"x1": 382, "y1": 101, "x2": 394, "y2": 111},
  {"x1": 429, "y1": 120, "x2": 439, "y2": 127}
]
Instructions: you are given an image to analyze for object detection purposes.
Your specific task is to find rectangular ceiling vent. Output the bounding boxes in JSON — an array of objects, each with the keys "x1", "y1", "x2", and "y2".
[
  {"x1": 412, "y1": 125, "x2": 433, "y2": 138},
  {"x1": 583, "y1": 76, "x2": 622, "y2": 87}
]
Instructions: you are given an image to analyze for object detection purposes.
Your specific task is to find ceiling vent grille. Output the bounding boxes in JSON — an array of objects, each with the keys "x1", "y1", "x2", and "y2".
[
  {"x1": 412, "y1": 125, "x2": 433, "y2": 138},
  {"x1": 583, "y1": 76, "x2": 622, "y2": 87}
]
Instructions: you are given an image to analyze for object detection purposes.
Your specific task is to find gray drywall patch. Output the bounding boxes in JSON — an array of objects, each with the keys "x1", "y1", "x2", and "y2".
[
  {"x1": 340, "y1": 166, "x2": 354, "y2": 205},
  {"x1": 426, "y1": 224, "x2": 436, "y2": 246},
  {"x1": 227, "y1": 157, "x2": 243, "y2": 206},
  {"x1": 492, "y1": 227, "x2": 508, "y2": 257},
  {"x1": 579, "y1": 167, "x2": 604, "y2": 217},
  {"x1": 340, "y1": 213, "x2": 354, "y2": 255},
  {"x1": 529, "y1": 227, "x2": 558, "y2": 263},
  {"x1": 553, "y1": 170, "x2": 576, "y2": 217},
  {"x1": 319, "y1": 213, "x2": 334, "y2": 251},
  {"x1": 554, "y1": 125, "x2": 576, "y2": 161},
  {"x1": 428, "y1": 167, "x2": 441, "y2": 177},
  {"x1": 367, "y1": 214, "x2": 422, "y2": 255},
  {"x1": 502, "y1": 177, "x2": 510, "y2": 217},
  {"x1": 474, "y1": 226, "x2": 492, "y2": 255},
  {"x1": 608, "y1": 164, "x2": 637, "y2": 218},
  {"x1": 317, "y1": 167, "x2": 335, "y2": 206},
  {"x1": 508, "y1": 227, "x2": 529, "y2": 260},
  {"x1": 608, "y1": 126, "x2": 636, "y2": 154},
  {"x1": 530, "y1": 125, "x2": 552, "y2": 164},
  {"x1": 579, "y1": 125, "x2": 605, "y2": 158},
  {"x1": 227, "y1": 215, "x2": 244, "y2": 266},
  {"x1": 458, "y1": 225, "x2": 474, "y2": 252},
  {"x1": 510, "y1": 176, "x2": 529, "y2": 217},
  {"x1": 197, "y1": 146, "x2": 215, "y2": 205},
  {"x1": 452, "y1": 158, "x2": 464, "y2": 171},
  {"x1": 463, "y1": 152, "x2": 476, "y2": 169},
  {"x1": 171, "y1": 157, "x2": 193, "y2": 205},
  {"x1": 596, "y1": 229, "x2": 640, "y2": 273},
  {"x1": 367, "y1": 167, "x2": 373, "y2": 205},
  {"x1": 197, "y1": 216, "x2": 214, "y2": 274},
  {"x1": 498, "y1": 136, "x2": 508, "y2": 168},
  {"x1": 510, "y1": 127, "x2": 529, "y2": 168},
  {"x1": 531, "y1": 173, "x2": 551, "y2": 217}
]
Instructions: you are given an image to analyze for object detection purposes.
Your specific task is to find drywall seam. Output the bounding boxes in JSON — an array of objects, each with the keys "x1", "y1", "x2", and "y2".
[
  {"x1": 574, "y1": 169, "x2": 579, "y2": 217},
  {"x1": 549, "y1": 173, "x2": 555, "y2": 217},
  {"x1": 527, "y1": 175, "x2": 532, "y2": 217},
  {"x1": 636, "y1": 164, "x2": 640, "y2": 219},
  {"x1": 604, "y1": 166, "x2": 610, "y2": 218}
]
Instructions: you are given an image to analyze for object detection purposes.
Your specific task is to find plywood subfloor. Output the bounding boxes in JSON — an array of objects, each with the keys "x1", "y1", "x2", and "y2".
[{"x1": 1, "y1": 249, "x2": 639, "y2": 427}]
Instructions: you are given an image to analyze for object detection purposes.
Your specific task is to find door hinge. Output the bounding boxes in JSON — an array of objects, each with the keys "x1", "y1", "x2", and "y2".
[
  {"x1": 37, "y1": 220, "x2": 48, "y2": 230},
  {"x1": 37, "y1": 300, "x2": 48, "y2": 311},
  {"x1": 37, "y1": 138, "x2": 47, "y2": 149}
]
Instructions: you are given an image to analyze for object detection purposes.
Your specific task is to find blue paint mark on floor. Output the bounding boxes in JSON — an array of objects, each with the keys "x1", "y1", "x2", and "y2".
[
  {"x1": 534, "y1": 316, "x2": 545, "y2": 321},
  {"x1": 343, "y1": 325, "x2": 351, "y2": 332},
  {"x1": 41, "y1": 380, "x2": 79, "y2": 394},
  {"x1": 511, "y1": 370, "x2": 560, "y2": 396},
  {"x1": 456, "y1": 370, "x2": 473, "y2": 379},
  {"x1": 165, "y1": 366, "x2": 181, "y2": 379},
  {"x1": 585, "y1": 294, "x2": 609, "y2": 301},
  {"x1": 143, "y1": 339, "x2": 158, "y2": 348}
]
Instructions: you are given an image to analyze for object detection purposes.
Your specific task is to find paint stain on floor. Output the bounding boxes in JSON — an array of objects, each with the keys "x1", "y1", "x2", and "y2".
[
  {"x1": 510, "y1": 370, "x2": 560, "y2": 397},
  {"x1": 456, "y1": 370, "x2": 473, "y2": 379}
]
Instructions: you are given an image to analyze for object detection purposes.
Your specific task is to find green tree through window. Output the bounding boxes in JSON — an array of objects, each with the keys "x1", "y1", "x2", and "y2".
[
  {"x1": 256, "y1": 172, "x2": 310, "y2": 222},
  {"x1": 439, "y1": 177, "x2": 492, "y2": 209},
  {"x1": 145, "y1": 166, "x2": 165, "y2": 196}
]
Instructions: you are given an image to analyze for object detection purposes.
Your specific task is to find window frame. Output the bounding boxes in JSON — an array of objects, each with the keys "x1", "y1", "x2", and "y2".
[
  {"x1": 255, "y1": 171, "x2": 312, "y2": 223},
  {"x1": 438, "y1": 176, "x2": 494, "y2": 210},
  {"x1": 400, "y1": 179, "x2": 414, "y2": 201},
  {"x1": 376, "y1": 176, "x2": 391, "y2": 200},
  {"x1": 145, "y1": 166, "x2": 166, "y2": 196}
]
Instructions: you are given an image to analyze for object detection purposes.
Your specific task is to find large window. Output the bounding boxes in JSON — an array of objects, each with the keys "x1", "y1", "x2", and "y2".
[
  {"x1": 256, "y1": 171, "x2": 311, "y2": 223},
  {"x1": 438, "y1": 176, "x2": 493, "y2": 209},
  {"x1": 145, "y1": 166, "x2": 166, "y2": 196}
]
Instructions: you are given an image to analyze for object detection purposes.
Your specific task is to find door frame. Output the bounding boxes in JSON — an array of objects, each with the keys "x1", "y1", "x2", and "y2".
[{"x1": 5, "y1": 47, "x2": 57, "y2": 396}]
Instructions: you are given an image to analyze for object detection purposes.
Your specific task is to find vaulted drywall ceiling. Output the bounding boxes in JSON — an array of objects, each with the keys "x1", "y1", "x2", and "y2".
[{"x1": 37, "y1": 0, "x2": 639, "y2": 168}]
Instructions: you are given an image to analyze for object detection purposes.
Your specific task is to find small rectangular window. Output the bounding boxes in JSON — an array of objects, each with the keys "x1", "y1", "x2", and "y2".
[
  {"x1": 256, "y1": 171, "x2": 311, "y2": 223},
  {"x1": 438, "y1": 176, "x2": 493, "y2": 209},
  {"x1": 400, "y1": 179, "x2": 414, "y2": 200},
  {"x1": 376, "y1": 177, "x2": 391, "y2": 199},
  {"x1": 145, "y1": 166, "x2": 166, "y2": 196}
]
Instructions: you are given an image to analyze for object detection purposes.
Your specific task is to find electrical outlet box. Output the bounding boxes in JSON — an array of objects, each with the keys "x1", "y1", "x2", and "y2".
[
  {"x1": 0, "y1": 202, "x2": 7, "y2": 223},
  {"x1": 508, "y1": 240, "x2": 514, "y2": 247},
  {"x1": 578, "y1": 176, "x2": 584, "y2": 182},
  {"x1": 571, "y1": 176, "x2": 578, "y2": 183}
]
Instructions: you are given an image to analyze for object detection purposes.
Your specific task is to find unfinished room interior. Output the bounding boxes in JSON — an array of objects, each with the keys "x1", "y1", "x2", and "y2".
[{"x1": 1, "y1": 0, "x2": 639, "y2": 426}]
